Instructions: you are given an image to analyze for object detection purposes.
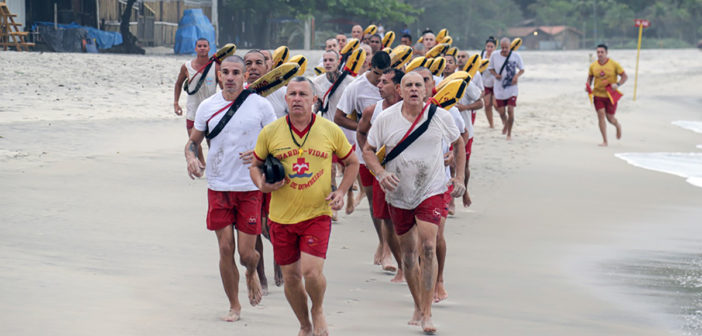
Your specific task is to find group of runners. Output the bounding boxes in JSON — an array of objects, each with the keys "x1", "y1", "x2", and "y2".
[{"x1": 175, "y1": 24, "x2": 627, "y2": 336}]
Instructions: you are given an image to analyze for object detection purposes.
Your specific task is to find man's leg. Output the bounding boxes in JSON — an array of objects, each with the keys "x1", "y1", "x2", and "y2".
[
  {"x1": 237, "y1": 231, "x2": 263, "y2": 306},
  {"x1": 397, "y1": 226, "x2": 422, "y2": 326},
  {"x1": 280, "y1": 260, "x2": 313, "y2": 336},
  {"x1": 596, "y1": 108, "x2": 608, "y2": 146},
  {"x1": 505, "y1": 105, "x2": 515, "y2": 140},
  {"x1": 606, "y1": 113, "x2": 622, "y2": 140},
  {"x1": 484, "y1": 92, "x2": 495, "y2": 128},
  {"x1": 300, "y1": 253, "x2": 328, "y2": 336},
  {"x1": 415, "y1": 218, "x2": 439, "y2": 334},
  {"x1": 364, "y1": 185, "x2": 390, "y2": 267},
  {"x1": 255, "y1": 235, "x2": 268, "y2": 295},
  {"x1": 215, "y1": 226, "x2": 242, "y2": 321},
  {"x1": 434, "y1": 217, "x2": 448, "y2": 303},
  {"x1": 382, "y1": 218, "x2": 402, "y2": 277},
  {"x1": 496, "y1": 105, "x2": 507, "y2": 134}
]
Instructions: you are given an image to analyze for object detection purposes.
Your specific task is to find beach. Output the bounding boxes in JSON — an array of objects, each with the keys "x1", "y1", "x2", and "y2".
[{"x1": 1, "y1": 48, "x2": 701, "y2": 335}]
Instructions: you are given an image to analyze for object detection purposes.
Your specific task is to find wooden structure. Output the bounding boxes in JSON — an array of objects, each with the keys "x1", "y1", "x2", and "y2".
[{"x1": 0, "y1": 1, "x2": 34, "y2": 50}]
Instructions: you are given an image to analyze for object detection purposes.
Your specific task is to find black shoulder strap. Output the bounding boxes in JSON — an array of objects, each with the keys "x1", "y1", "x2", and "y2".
[
  {"x1": 320, "y1": 71, "x2": 349, "y2": 114},
  {"x1": 184, "y1": 61, "x2": 214, "y2": 95},
  {"x1": 381, "y1": 104, "x2": 437, "y2": 166},
  {"x1": 498, "y1": 51, "x2": 512, "y2": 76},
  {"x1": 206, "y1": 89, "x2": 253, "y2": 140}
]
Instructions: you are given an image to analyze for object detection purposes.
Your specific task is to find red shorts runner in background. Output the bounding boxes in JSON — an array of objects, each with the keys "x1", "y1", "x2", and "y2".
[
  {"x1": 372, "y1": 179, "x2": 391, "y2": 220},
  {"x1": 495, "y1": 96, "x2": 517, "y2": 108},
  {"x1": 593, "y1": 96, "x2": 618, "y2": 115},
  {"x1": 484, "y1": 86, "x2": 494, "y2": 96},
  {"x1": 441, "y1": 184, "x2": 455, "y2": 218},
  {"x1": 388, "y1": 194, "x2": 445, "y2": 235},
  {"x1": 358, "y1": 164, "x2": 374, "y2": 187},
  {"x1": 269, "y1": 216, "x2": 332, "y2": 265},
  {"x1": 465, "y1": 137, "x2": 474, "y2": 159},
  {"x1": 207, "y1": 189, "x2": 263, "y2": 234},
  {"x1": 186, "y1": 119, "x2": 195, "y2": 129}
]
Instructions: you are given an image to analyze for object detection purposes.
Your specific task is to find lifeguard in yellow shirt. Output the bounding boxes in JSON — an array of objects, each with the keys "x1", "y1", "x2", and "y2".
[{"x1": 587, "y1": 44, "x2": 628, "y2": 146}]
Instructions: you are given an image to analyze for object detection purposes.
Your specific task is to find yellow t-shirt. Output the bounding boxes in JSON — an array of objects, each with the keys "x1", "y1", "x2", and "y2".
[
  {"x1": 589, "y1": 59, "x2": 624, "y2": 98},
  {"x1": 254, "y1": 114, "x2": 353, "y2": 224}
]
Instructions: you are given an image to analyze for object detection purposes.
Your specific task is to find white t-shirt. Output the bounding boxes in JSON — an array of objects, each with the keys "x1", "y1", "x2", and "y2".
[
  {"x1": 313, "y1": 73, "x2": 356, "y2": 145},
  {"x1": 444, "y1": 106, "x2": 466, "y2": 179},
  {"x1": 367, "y1": 101, "x2": 460, "y2": 209},
  {"x1": 194, "y1": 91, "x2": 277, "y2": 191},
  {"x1": 337, "y1": 72, "x2": 382, "y2": 164},
  {"x1": 472, "y1": 71, "x2": 484, "y2": 91},
  {"x1": 481, "y1": 51, "x2": 496, "y2": 88},
  {"x1": 457, "y1": 80, "x2": 482, "y2": 110},
  {"x1": 185, "y1": 60, "x2": 218, "y2": 121},
  {"x1": 488, "y1": 51, "x2": 524, "y2": 100},
  {"x1": 266, "y1": 86, "x2": 288, "y2": 118}
]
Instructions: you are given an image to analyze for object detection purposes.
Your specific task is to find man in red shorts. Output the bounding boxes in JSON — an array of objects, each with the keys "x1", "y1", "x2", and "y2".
[
  {"x1": 251, "y1": 77, "x2": 359, "y2": 336},
  {"x1": 363, "y1": 71, "x2": 465, "y2": 334},
  {"x1": 489, "y1": 37, "x2": 524, "y2": 140},
  {"x1": 587, "y1": 43, "x2": 627, "y2": 146},
  {"x1": 357, "y1": 68, "x2": 404, "y2": 281},
  {"x1": 185, "y1": 55, "x2": 277, "y2": 322}
]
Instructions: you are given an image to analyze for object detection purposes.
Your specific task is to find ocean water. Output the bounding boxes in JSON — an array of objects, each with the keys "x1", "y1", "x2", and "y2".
[{"x1": 615, "y1": 121, "x2": 702, "y2": 188}]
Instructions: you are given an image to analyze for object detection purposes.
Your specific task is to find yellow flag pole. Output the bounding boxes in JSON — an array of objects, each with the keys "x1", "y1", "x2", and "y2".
[{"x1": 633, "y1": 24, "x2": 643, "y2": 101}]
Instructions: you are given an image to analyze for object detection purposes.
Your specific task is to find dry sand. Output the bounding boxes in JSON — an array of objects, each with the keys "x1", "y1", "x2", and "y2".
[{"x1": 1, "y1": 48, "x2": 701, "y2": 335}]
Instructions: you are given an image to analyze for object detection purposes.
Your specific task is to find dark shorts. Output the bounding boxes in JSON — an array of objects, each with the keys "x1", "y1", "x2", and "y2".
[
  {"x1": 388, "y1": 194, "x2": 445, "y2": 235},
  {"x1": 269, "y1": 216, "x2": 332, "y2": 265},
  {"x1": 186, "y1": 119, "x2": 195, "y2": 129},
  {"x1": 358, "y1": 164, "x2": 374, "y2": 187},
  {"x1": 372, "y1": 179, "x2": 391, "y2": 220},
  {"x1": 207, "y1": 189, "x2": 262, "y2": 234},
  {"x1": 594, "y1": 96, "x2": 617, "y2": 115},
  {"x1": 484, "y1": 87, "x2": 494, "y2": 96},
  {"x1": 495, "y1": 96, "x2": 517, "y2": 108}
]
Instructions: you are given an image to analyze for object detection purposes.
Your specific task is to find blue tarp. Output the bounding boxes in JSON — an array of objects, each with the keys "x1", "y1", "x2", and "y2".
[
  {"x1": 174, "y1": 9, "x2": 215, "y2": 55},
  {"x1": 32, "y1": 22, "x2": 123, "y2": 50}
]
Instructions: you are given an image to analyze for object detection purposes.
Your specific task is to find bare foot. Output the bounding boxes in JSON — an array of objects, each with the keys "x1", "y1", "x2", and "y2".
[
  {"x1": 331, "y1": 210, "x2": 338, "y2": 222},
  {"x1": 502, "y1": 126, "x2": 507, "y2": 135},
  {"x1": 616, "y1": 124, "x2": 622, "y2": 139},
  {"x1": 598, "y1": 142, "x2": 608, "y2": 147},
  {"x1": 353, "y1": 191, "x2": 364, "y2": 207},
  {"x1": 448, "y1": 198, "x2": 455, "y2": 216},
  {"x1": 274, "y1": 263, "x2": 284, "y2": 287},
  {"x1": 312, "y1": 309, "x2": 328, "y2": 336},
  {"x1": 422, "y1": 317, "x2": 437, "y2": 334},
  {"x1": 345, "y1": 191, "x2": 355, "y2": 215},
  {"x1": 373, "y1": 244, "x2": 383, "y2": 265},
  {"x1": 506, "y1": 134, "x2": 512, "y2": 140},
  {"x1": 408, "y1": 309, "x2": 422, "y2": 326},
  {"x1": 434, "y1": 281, "x2": 448, "y2": 303},
  {"x1": 381, "y1": 253, "x2": 397, "y2": 273},
  {"x1": 246, "y1": 272, "x2": 263, "y2": 306},
  {"x1": 298, "y1": 325, "x2": 313, "y2": 336},
  {"x1": 462, "y1": 192, "x2": 472, "y2": 208},
  {"x1": 222, "y1": 308, "x2": 241, "y2": 322},
  {"x1": 390, "y1": 268, "x2": 405, "y2": 283}
]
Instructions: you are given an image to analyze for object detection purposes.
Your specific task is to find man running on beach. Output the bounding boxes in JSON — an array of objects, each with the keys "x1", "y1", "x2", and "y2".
[
  {"x1": 480, "y1": 36, "x2": 497, "y2": 128},
  {"x1": 335, "y1": 51, "x2": 391, "y2": 265},
  {"x1": 251, "y1": 77, "x2": 359, "y2": 336},
  {"x1": 489, "y1": 37, "x2": 524, "y2": 140},
  {"x1": 364, "y1": 71, "x2": 465, "y2": 334},
  {"x1": 184, "y1": 55, "x2": 276, "y2": 322},
  {"x1": 356, "y1": 68, "x2": 405, "y2": 281},
  {"x1": 174, "y1": 38, "x2": 218, "y2": 164},
  {"x1": 587, "y1": 44, "x2": 627, "y2": 146}
]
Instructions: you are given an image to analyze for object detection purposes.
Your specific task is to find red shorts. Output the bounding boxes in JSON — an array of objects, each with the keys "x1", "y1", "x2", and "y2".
[
  {"x1": 441, "y1": 184, "x2": 454, "y2": 218},
  {"x1": 388, "y1": 194, "x2": 445, "y2": 235},
  {"x1": 207, "y1": 189, "x2": 263, "y2": 234},
  {"x1": 471, "y1": 110, "x2": 477, "y2": 124},
  {"x1": 484, "y1": 87, "x2": 493, "y2": 96},
  {"x1": 372, "y1": 180, "x2": 391, "y2": 220},
  {"x1": 186, "y1": 119, "x2": 195, "y2": 129},
  {"x1": 269, "y1": 216, "x2": 332, "y2": 265},
  {"x1": 358, "y1": 164, "x2": 374, "y2": 187},
  {"x1": 594, "y1": 96, "x2": 617, "y2": 115},
  {"x1": 465, "y1": 137, "x2": 474, "y2": 159},
  {"x1": 495, "y1": 96, "x2": 517, "y2": 108}
]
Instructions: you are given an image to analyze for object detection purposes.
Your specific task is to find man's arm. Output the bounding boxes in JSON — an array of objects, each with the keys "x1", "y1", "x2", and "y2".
[
  {"x1": 356, "y1": 104, "x2": 375, "y2": 150},
  {"x1": 362, "y1": 142, "x2": 400, "y2": 192},
  {"x1": 616, "y1": 72, "x2": 628, "y2": 88},
  {"x1": 174, "y1": 64, "x2": 188, "y2": 115},
  {"x1": 511, "y1": 69, "x2": 525, "y2": 85},
  {"x1": 456, "y1": 100, "x2": 483, "y2": 111},
  {"x1": 249, "y1": 157, "x2": 286, "y2": 193},
  {"x1": 334, "y1": 108, "x2": 359, "y2": 131},
  {"x1": 326, "y1": 148, "x2": 360, "y2": 210},
  {"x1": 184, "y1": 129, "x2": 205, "y2": 179},
  {"x1": 587, "y1": 74, "x2": 594, "y2": 86}
]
